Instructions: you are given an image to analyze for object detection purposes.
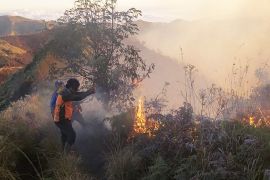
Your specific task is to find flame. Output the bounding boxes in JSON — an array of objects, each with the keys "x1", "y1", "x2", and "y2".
[
  {"x1": 249, "y1": 116, "x2": 256, "y2": 127},
  {"x1": 134, "y1": 97, "x2": 147, "y2": 134},
  {"x1": 247, "y1": 115, "x2": 269, "y2": 128},
  {"x1": 133, "y1": 97, "x2": 160, "y2": 137},
  {"x1": 147, "y1": 118, "x2": 160, "y2": 136}
]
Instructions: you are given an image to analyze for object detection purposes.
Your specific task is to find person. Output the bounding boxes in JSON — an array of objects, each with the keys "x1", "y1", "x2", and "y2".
[
  {"x1": 54, "y1": 78, "x2": 95, "y2": 153},
  {"x1": 50, "y1": 80, "x2": 86, "y2": 127},
  {"x1": 50, "y1": 80, "x2": 64, "y2": 117}
]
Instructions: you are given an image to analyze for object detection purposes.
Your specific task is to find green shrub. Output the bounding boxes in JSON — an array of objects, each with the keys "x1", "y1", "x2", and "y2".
[
  {"x1": 109, "y1": 111, "x2": 134, "y2": 140},
  {"x1": 143, "y1": 155, "x2": 170, "y2": 180}
]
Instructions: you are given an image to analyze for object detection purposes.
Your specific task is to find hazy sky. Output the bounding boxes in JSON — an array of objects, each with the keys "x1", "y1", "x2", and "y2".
[{"x1": 0, "y1": 0, "x2": 270, "y2": 21}]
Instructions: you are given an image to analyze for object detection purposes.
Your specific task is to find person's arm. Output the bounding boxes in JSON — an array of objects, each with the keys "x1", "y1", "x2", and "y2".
[{"x1": 62, "y1": 89, "x2": 95, "y2": 102}]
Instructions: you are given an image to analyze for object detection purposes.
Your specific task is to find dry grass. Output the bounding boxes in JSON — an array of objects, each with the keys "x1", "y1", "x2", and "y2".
[
  {"x1": 0, "y1": 93, "x2": 95, "y2": 180},
  {"x1": 0, "y1": 40, "x2": 26, "y2": 57},
  {"x1": 105, "y1": 105, "x2": 270, "y2": 180},
  {"x1": 51, "y1": 154, "x2": 94, "y2": 180}
]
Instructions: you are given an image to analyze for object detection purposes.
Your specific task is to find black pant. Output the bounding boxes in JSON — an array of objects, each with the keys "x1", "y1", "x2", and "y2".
[{"x1": 55, "y1": 119, "x2": 76, "y2": 148}]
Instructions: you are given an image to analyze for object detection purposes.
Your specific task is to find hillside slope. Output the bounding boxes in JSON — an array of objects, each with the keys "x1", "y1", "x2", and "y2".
[
  {"x1": 0, "y1": 40, "x2": 29, "y2": 82},
  {"x1": 0, "y1": 33, "x2": 208, "y2": 111},
  {"x1": 0, "y1": 16, "x2": 46, "y2": 36},
  {"x1": 0, "y1": 31, "x2": 51, "y2": 84},
  {"x1": 1, "y1": 30, "x2": 52, "y2": 53},
  {"x1": 0, "y1": 27, "x2": 77, "y2": 110},
  {"x1": 0, "y1": 17, "x2": 213, "y2": 110},
  {"x1": 0, "y1": 39, "x2": 27, "y2": 65}
]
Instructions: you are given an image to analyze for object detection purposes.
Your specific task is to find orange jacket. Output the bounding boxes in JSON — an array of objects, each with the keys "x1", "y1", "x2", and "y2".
[
  {"x1": 54, "y1": 95, "x2": 73, "y2": 122},
  {"x1": 53, "y1": 88, "x2": 93, "y2": 122}
]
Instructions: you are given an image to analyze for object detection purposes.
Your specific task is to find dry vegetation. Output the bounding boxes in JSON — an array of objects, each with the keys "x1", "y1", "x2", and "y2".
[
  {"x1": 105, "y1": 104, "x2": 270, "y2": 180},
  {"x1": 0, "y1": 3, "x2": 270, "y2": 179},
  {"x1": 0, "y1": 40, "x2": 27, "y2": 67},
  {"x1": 102, "y1": 63, "x2": 270, "y2": 180},
  {"x1": 1, "y1": 64, "x2": 270, "y2": 180},
  {"x1": 0, "y1": 92, "x2": 95, "y2": 180}
]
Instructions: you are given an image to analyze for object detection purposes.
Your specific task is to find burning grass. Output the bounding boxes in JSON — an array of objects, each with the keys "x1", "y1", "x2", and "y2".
[
  {"x1": 107, "y1": 121, "x2": 270, "y2": 180},
  {"x1": 239, "y1": 110, "x2": 270, "y2": 128},
  {"x1": 1, "y1": 86, "x2": 270, "y2": 180},
  {"x1": 106, "y1": 102, "x2": 270, "y2": 180},
  {"x1": 132, "y1": 97, "x2": 160, "y2": 137},
  {"x1": 0, "y1": 91, "x2": 270, "y2": 180}
]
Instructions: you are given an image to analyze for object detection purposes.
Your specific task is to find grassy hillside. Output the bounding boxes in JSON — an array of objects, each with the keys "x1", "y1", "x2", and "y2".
[
  {"x1": 1, "y1": 91, "x2": 269, "y2": 180},
  {"x1": 0, "y1": 40, "x2": 29, "y2": 83},
  {"x1": 0, "y1": 26, "x2": 78, "y2": 110},
  {"x1": 0, "y1": 44, "x2": 65, "y2": 110},
  {"x1": 0, "y1": 30, "x2": 52, "y2": 84},
  {"x1": 0, "y1": 17, "x2": 270, "y2": 180},
  {"x1": 0, "y1": 40, "x2": 27, "y2": 66},
  {"x1": 0, "y1": 16, "x2": 46, "y2": 37},
  {"x1": 1, "y1": 31, "x2": 51, "y2": 52}
]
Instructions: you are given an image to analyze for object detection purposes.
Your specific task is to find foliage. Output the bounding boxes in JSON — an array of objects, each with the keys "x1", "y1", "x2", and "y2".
[
  {"x1": 53, "y1": 0, "x2": 154, "y2": 110},
  {"x1": 109, "y1": 111, "x2": 134, "y2": 140},
  {"x1": 143, "y1": 156, "x2": 170, "y2": 180}
]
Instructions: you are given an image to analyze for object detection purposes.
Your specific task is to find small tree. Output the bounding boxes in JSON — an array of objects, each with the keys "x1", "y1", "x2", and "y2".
[{"x1": 54, "y1": 0, "x2": 154, "y2": 110}]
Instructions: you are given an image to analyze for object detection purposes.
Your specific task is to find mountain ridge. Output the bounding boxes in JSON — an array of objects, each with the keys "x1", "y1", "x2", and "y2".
[{"x1": 0, "y1": 15, "x2": 47, "y2": 37}]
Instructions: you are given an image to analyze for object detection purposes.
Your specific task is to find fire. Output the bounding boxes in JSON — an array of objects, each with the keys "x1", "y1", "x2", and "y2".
[
  {"x1": 249, "y1": 116, "x2": 256, "y2": 127},
  {"x1": 247, "y1": 114, "x2": 269, "y2": 128},
  {"x1": 133, "y1": 97, "x2": 160, "y2": 137},
  {"x1": 134, "y1": 97, "x2": 147, "y2": 134}
]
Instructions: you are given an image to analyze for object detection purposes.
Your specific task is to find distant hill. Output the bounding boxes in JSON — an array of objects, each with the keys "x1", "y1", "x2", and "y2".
[
  {"x1": 0, "y1": 31, "x2": 52, "y2": 84},
  {"x1": 1, "y1": 31, "x2": 52, "y2": 53},
  {"x1": 0, "y1": 16, "x2": 47, "y2": 37}
]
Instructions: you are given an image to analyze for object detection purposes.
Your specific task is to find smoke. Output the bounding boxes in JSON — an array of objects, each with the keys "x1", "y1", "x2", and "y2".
[
  {"x1": 35, "y1": 85, "x2": 112, "y2": 175},
  {"x1": 136, "y1": 15, "x2": 270, "y2": 88},
  {"x1": 119, "y1": 0, "x2": 270, "y2": 21},
  {"x1": 129, "y1": 1, "x2": 270, "y2": 109},
  {"x1": 71, "y1": 90, "x2": 115, "y2": 175},
  {"x1": 195, "y1": 0, "x2": 270, "y2": 20}
]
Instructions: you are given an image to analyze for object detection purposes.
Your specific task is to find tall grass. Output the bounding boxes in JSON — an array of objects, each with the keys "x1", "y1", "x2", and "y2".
[
  {"x1": 0, "y1": 92, "x2": 94, "y2": 180},
  {"x1": 105, "y1": 106, "x2": 270, "y2": 180}
]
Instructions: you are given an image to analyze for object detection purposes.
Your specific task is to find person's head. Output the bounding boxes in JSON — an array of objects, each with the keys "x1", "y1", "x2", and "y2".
[
  {"x1": 66, "y1": 78, "x2": 80, "y2": 92},
  {"x1": 54, "y1": 80, "x2": 64, "y2": 91}
]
